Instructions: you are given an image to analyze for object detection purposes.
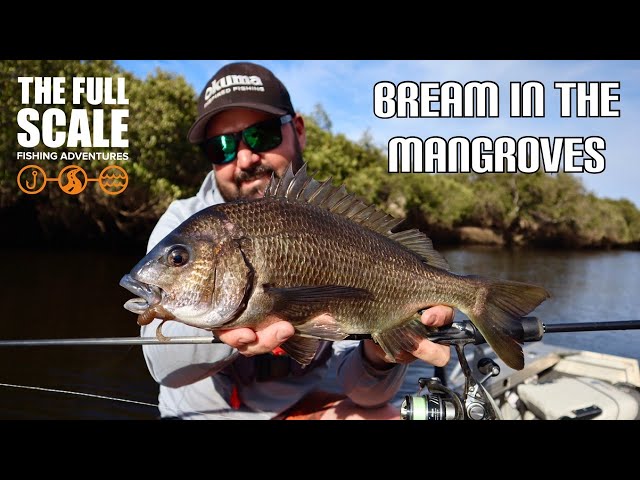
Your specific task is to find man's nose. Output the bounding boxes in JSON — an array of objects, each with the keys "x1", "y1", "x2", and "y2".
[{"x1": 235, "y1": 140, "x2": 261, "y2": 169}]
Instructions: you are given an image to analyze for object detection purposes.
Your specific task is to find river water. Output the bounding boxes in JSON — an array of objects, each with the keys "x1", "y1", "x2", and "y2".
[{"x1": 0, "y1": 245, "x2": 637, "y2": 419}]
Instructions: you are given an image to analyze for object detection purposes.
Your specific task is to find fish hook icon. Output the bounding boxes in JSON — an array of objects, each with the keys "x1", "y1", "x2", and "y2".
[
  {"x1": 26, "y1": 170, "x2": 38, "y2": 190},
  {"x1": 17, "y1": 165, "x2": 47, "y2": 195}
]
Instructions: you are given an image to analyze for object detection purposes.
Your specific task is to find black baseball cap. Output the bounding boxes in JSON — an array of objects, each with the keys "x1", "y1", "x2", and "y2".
[{"x1": 187, "y1": 62, "x2": 296, "y2": 144}]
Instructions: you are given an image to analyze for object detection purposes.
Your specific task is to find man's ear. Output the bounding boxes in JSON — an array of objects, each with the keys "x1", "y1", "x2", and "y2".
[{"x1": 293, "y1": 114, "x2": 306, "y2": 150}]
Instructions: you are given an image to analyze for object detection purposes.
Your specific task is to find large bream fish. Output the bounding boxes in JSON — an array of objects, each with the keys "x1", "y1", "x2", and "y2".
[{"x1": 120, "y1": 163, "x2": 550, "y2": 370}]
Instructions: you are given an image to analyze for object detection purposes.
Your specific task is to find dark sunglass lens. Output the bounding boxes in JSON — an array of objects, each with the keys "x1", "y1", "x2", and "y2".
[
  {"x1": 243, "y1": 119, "x2": 283, "y2": 152},
  {"x1": 205, "y1": 135, "x2": 237, "y2": 164}
]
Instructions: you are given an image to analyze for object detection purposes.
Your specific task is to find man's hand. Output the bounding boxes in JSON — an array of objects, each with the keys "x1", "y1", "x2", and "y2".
[
  {"x1": 215, "y1": 306, "x2": 454, "y2": 365},
  {"x1": 214, "y1": 317, "x2": 295, "y2": 357},
  {"x1": 363, "y1": 305, "x2": 454, "y2": 368}
]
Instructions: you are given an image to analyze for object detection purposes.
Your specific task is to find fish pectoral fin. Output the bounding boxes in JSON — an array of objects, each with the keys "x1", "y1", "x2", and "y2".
[
  {"x1": 296, "y1": 318, "x2": 349, "y2": 341},
  {"x1": 264, "y1": 284, "x2": 373, "y2": 323},
  {"x1": 279, "y1": 335, "x2": 321, "y2": 366},
  {"x1": 372, "y1": 320, "x2": 431, "y2": 362}
]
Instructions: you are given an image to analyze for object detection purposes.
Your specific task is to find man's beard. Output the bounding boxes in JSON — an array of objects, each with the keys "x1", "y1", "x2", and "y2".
[{"x1": 217, "y1": 163, "x2": 276, "y2": 202}]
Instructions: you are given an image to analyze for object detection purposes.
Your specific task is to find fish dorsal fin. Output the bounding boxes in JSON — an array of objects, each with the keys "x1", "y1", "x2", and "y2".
[
  {"x1": 388, "y1": 230, "x2": 449, "y2": 270},
  {"x1": 266, "y1": 162, "x2": 450, "y2": 270}
]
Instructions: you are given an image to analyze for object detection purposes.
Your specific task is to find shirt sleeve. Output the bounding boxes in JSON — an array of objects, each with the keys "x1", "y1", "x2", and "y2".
[
  {"x1": 331, "y1": 340, "x2": 408, "y2": 408},
  {"x1": 139, "y1": 200, "x2": 238, "y2": 389}
]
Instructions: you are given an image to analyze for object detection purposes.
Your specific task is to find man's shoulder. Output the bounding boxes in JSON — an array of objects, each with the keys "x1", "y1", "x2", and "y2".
[
  {"x1": 162, "y1": 171, "x2": 223, "y2": 221},
  {"x1": 164, "y1": 194, "x2": 209, "y2": 219},
  {"x1": 148, "y1": 173, "x2": 223, "y2": 252}
]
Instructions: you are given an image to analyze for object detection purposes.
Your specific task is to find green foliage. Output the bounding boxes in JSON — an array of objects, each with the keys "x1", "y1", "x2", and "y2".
[
  {"x1": 610, "y1": 198, "x2": 640, "y2": 241},
  {"x1": 385, "y1": 173, "x2": 476, "y2": 229},
  {"x1": 302, "y1": 115, "x2": 391, "y2": 206},
  {"x1": 461, "y1": 172, "x2": 638, "y2": 246}
]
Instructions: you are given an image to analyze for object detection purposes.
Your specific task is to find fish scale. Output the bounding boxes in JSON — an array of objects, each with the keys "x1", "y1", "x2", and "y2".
[
  {"x1": 120, "y1": 163, "x2": 550, "y2": 370},
  {"x1": 218, "y1": 198, "x2": 429, "y2": 330}
]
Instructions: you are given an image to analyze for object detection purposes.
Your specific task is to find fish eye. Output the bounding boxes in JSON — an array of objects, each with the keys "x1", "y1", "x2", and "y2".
[{"x1": 167, "y1": 246, "x2": 189, "y2": 267}]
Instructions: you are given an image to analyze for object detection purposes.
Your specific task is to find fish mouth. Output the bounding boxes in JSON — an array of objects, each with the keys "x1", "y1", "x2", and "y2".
[{"x1": 119, "y1": 274, "x2": 163, "y2": 314}]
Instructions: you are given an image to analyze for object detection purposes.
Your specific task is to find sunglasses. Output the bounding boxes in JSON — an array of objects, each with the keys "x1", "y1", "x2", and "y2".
[{"x1": 200, "y1": 114, "x2": 293, "y2": 165}]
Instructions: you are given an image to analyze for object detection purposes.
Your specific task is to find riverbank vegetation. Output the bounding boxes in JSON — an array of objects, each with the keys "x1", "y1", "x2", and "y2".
[{"x1": 2, "y1": 60, "x2": 638, "y2": 250}]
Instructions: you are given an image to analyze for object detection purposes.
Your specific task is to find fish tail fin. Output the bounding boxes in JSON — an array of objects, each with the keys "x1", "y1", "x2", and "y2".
[
  {"x1": 373, "y1": 278, "x2": 549, "y2": 371},
  {"x1": 463, "y1": 277, "x2": 550, "y2": 370}
]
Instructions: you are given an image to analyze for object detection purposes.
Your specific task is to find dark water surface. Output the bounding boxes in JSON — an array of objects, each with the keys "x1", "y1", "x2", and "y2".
[
  {"x1": 0, "y1": 247, "x2": 158, "y2": 419},
  {"x1": 0, "y1": 245, "x2": 637, "y2": 419}
]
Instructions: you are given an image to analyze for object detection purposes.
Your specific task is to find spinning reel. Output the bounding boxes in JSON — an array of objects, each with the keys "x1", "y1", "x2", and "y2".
[{"x1": 400, "y1": 320, "x2": 509, "y2": 420}]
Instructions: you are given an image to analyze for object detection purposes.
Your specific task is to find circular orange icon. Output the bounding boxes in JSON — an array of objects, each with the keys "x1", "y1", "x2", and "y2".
[
  {"x1": 17, "y1": 165, "x2": 47, "y2": 194},
  {"x1": 98, "y1": 165, "x2": 128, "y2": 195},
  {"x1": 58, "y1": 165, "x2": 88, "y2": 195}
]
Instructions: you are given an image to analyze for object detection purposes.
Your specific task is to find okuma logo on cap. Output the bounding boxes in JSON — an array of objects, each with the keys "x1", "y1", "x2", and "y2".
[{"x1": 203, "y1": 75, "x2": 265, "y2": 107}]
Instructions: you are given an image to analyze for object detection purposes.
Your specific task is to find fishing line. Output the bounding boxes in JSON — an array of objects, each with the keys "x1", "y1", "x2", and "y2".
[
  {"x1": 0, "y1": 382, "x2": 263, "y2": 419},
  {"x1": 0, "y1": 382, "x2": 159, "y2": 408}
]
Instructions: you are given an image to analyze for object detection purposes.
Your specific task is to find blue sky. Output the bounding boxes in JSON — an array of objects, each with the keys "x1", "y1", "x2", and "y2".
[{"x1": 117, "y1": 60, "x2": 640, "y2": 207}]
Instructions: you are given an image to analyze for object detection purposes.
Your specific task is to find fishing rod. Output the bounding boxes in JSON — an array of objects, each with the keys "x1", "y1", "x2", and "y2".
[
  {"x1": 0, "y1": 318, "x2": 638, "y2": 347},
  {"x1": 1, "y1": 318, "x2": 638, "y2": 421},
  {"x1": 0, "y1": 336, "x2": 220, "y2": 347}
]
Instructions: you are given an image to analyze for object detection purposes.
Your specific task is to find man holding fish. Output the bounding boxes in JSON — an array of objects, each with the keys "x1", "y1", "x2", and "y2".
[{"x1": 127, "y1": 62, "x2": 485, "y2": 420}]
